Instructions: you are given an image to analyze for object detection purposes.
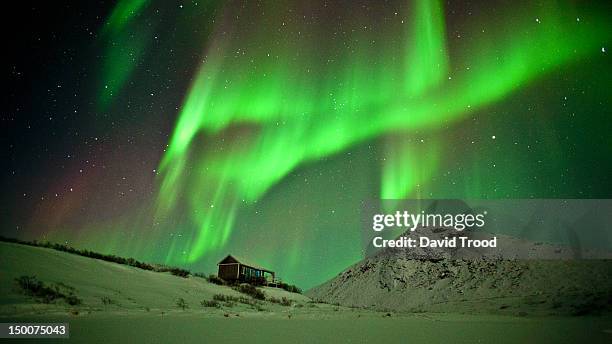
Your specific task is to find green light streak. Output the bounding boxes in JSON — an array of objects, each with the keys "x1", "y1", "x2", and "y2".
[
  {"x1": 152, "y1": 1, "x2": 609, "y2": 262},
  {"x1": 102, "y1": 0, "x2": 150, "y2": 37},
  {"x1": 381, "y1": 135, "x2": 440, "y2": 200},
  {"x1": 405, "y1": 0, "x2": 448, "y2": 96},
  {"x1": 97, "y1": 0, "x2": 152, "y2": 108}
]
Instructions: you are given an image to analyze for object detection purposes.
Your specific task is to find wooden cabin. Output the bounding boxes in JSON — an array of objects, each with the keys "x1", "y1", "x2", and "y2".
[{"x1": 217, "y1": 254, "x2": 275, "y2": 283}]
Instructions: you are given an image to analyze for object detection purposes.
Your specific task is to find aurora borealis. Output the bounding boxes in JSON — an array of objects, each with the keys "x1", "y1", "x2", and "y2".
[{"x1": 3, "y1": 0, "x2": 611, "y2": 289}]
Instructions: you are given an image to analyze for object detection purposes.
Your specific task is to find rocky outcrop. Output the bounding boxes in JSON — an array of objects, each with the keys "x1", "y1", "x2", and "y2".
[{"x1": 307, "y1": 233, "x2": 612, "y2": 315}]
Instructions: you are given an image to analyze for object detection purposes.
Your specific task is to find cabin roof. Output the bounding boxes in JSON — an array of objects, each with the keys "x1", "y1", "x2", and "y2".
[{"x1": 217, "y1": 254, "x2": 274, "y2": 273}]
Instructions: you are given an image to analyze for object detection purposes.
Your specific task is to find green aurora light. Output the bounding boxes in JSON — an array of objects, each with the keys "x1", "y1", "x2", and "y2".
[
  {"x1": 32, "y1": 0, "x2": 608, "y2": 289},
  {"x1": 145, "y1": 1, "x2": 609, "y2": 262}
]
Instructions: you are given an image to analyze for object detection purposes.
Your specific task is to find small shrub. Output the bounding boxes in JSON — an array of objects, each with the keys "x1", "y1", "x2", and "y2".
[
  {"x1": 213, "y1": 294, "x2": 228, "y2": 302},
  {"x1": 206, "y1": 275, "x2": 226, "y2": 285},
  {"x1": 176, "y1": 297, "x2": 188, "y2": 310},
  {"x1": 201, "y1": 300, "x2": 221, "y2": 308},
  {"x1": 16, "y1": 276, "x2": 44, "y2": 296},
  {"x1": 15, "y1": 276, "x2": 81, "y2": 305},
  {"x1": 234, "y1": 284, "x2": 265, "y2": 300},
  {"x1": 65, "y1": 295, "x2": 81, "y2": 306},
  {"x1": 101, "y1": 296, "x2": 114, "y2": 305},
  {"x1": 169, "y1": 268, "x2": 190, "y2": 278},
  {"x1": 237, "y1": 296, "x2": 256, "y2": 305},
  {"x1": 212, "y1": 294, "x2": 256, "y2": 306},
  {"x1": 268, "y1": 297, "x2": 292, "y2": 306},
  {"x1": 278, "y1": 282, "x2": 302, "y2": 294}
]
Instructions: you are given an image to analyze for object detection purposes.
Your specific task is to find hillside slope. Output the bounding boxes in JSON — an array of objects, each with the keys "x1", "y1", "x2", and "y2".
[
  {"x1": 0, "y1": 241, "x2": 308, "y2": 317},
  {"x1": 307, "y1": 241, "x2": 612, "y2": 316}
]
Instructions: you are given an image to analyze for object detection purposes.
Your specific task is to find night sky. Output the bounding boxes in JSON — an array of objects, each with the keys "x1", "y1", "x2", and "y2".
[{"x1": 2, "y1": 0, "x2": 611, "y2": 289}]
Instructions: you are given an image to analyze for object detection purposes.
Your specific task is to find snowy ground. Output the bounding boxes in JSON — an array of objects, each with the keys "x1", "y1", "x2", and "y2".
[{"x1": 1, "y1": 242, "x2": 611, "y2": 343}]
